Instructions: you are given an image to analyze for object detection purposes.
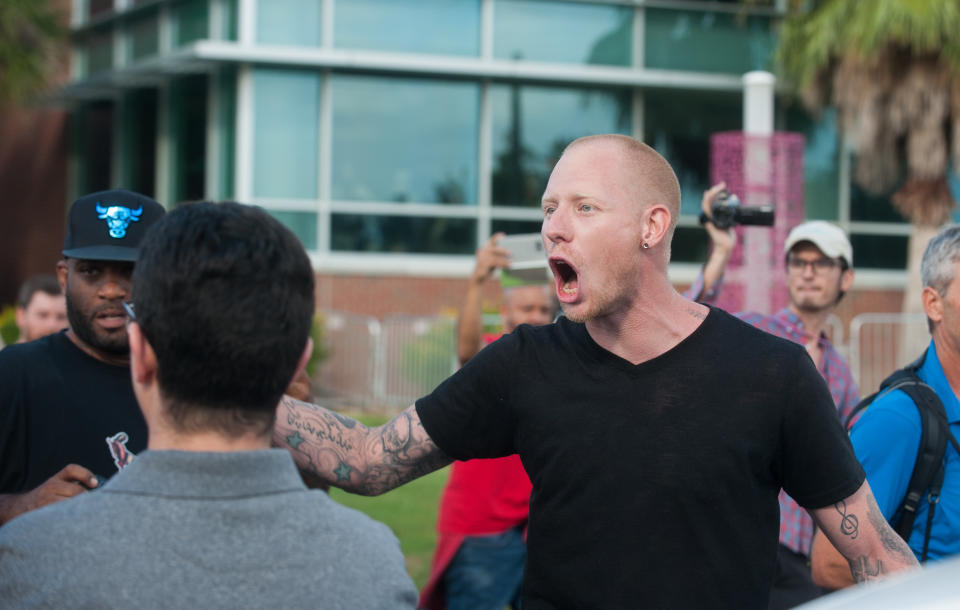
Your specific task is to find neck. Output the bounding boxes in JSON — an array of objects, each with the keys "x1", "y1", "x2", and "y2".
[
  {"x1": 586, "y1": 278, "x2": 708, "y2": 365},
  {"x1": 148, "y1": 428, "x2": 272, "y2": 452},
  {"x1": 65, "y1": 328, "x2": 130, "y2": 367},
  {"x1": 787, "y1": 304, "x2": 834, "y2": 340},
  {"x1": 933, "y1": 332, "x2": 960, "y2": 399}
]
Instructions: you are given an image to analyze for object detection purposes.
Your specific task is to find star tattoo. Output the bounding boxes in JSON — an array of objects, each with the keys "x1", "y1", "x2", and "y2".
[
  {"x1": 286, "y1": 431, "x2": 304, "y2": 450},
  {"x1": 333, "y1": 461, "x2": 353, "y2": 482}
]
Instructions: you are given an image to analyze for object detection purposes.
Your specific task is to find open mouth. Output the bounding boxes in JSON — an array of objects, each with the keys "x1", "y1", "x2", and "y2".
[{"x1": 549, "y1": 256, "x2": 580, "y2": 302}]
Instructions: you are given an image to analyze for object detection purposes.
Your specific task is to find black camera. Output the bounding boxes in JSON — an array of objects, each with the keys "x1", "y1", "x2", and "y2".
[{"x1": 699, "y1": 191, "x2": 775, "y2": 230}]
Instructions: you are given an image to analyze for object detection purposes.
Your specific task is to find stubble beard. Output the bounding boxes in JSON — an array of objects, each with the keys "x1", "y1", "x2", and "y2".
[{"x1": 65, "y1": 292, "x2": 130, "y2": 356}]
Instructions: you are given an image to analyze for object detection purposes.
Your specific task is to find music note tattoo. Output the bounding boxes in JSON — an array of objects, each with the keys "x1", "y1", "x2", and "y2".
[{"x1": 835, "y1": 500, "x2": 859, "y2": 539}]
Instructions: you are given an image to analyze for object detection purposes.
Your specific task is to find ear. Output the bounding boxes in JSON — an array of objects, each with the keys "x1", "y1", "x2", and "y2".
[
  {"x1": 839, "y1": 268, "x2": 855, "y2": 293},
  {"x1": 922, "y1": 286, "x2": 943, "y2": 326},
  {"x1": 640, "y1": 204, "x2": 672, "y2": 249},
  {"x1": 56, "y1": 260, "x2": 68, "y2": 291},
  {"x1": 127, "y1": 322, "x2": 158, "y2": 385},
  {"x1": 295, "y1": 337, "x2": 313, "y2": 380}
]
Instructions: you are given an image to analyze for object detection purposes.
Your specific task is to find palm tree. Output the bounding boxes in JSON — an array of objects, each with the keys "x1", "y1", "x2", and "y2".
[
  {"x1": 776, "y1": 0, "x2": 960, "y2": 339},
  {"x1": 0, "y1": 0, "x2": 64, "y2": 104}
]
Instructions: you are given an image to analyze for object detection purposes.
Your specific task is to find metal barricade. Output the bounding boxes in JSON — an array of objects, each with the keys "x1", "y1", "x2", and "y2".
[
  {"x1": 849, "y1": 312, "x2": 928, "y2": 396},
  {"x1": 313, "y1": 310, "x2": 381, "y2": 409},
  {"x1": 313, "y1": 310, "x2": 457, "y2": 411},
  {"x1": 375, "y1": 315, "x2": 457, "y2": 407}
]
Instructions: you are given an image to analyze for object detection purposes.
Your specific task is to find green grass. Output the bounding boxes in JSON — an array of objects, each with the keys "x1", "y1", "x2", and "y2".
[{"x1": 327, "y1": 412, "x2": 450, "y2": 591}]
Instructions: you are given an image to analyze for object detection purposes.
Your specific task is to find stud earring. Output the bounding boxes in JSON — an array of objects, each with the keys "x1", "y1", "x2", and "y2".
[{"x1": 642, "y1": 242, "x2": 650, "y2": 249}]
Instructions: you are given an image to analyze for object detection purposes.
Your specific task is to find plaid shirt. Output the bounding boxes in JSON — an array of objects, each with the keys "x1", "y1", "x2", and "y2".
[{"x1": 736, "y1": 308, "x2": 859, "y2": 556}]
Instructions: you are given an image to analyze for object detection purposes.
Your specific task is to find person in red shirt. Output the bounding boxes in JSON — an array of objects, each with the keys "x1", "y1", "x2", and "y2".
[{"x1": 419, "y1": 233, "x2": 554, "y2": 610}]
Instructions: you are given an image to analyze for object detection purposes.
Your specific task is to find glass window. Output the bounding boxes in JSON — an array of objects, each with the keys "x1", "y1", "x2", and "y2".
[
  {"x1": 129, "y1": 9, "x2": 160, "y2": 62},
  {"x1": 495, "y1": 0, "x2": 631, "y2": 66},
  {"x1": 491, "y1": 83, "x2": 631, "y2": 207},
  {"x1": 332, "y1": 74, "x2": 479, "y2": 204},
  {"x1": 784, "y1": 106, "x2": 840, "y2": 221},
  {"x1": 222, "y1": 0, "x2": 238, "y2": 41},
  {"x1": 850, "y1": 234, "x2": 908, "y2": 270},
  {"x1": 849, "y1": 175, "x2": 905, "y2": 224},
  {"x1": 270, "y1": 211, "x2": 318, "y2": 251},
  {"x1": 336, "y1": 0, "x2": 480, "y2": 56},
  {"x1": 73, "y1": 101, "x2": 114, "y2": 195},
  {"x1": 170, "y1": 75, "x2": 208, "y2": 203},
  {"x1": 671, "y1": 226, "x2": 711, "y2": 264},
  {"x1": 331, "y1": 214, "x2": 476, "y2": 254},
  {"x1": 86, "y1": 27, "x2": 113, "y2": 75},
  {"x1": 492, "y1": 219, "x2": 543, "y2": 235},
  {"x1": 644, "y1": 8, "x2": 776, "y2": 74},
  {"x1": 256, "y1": 0, "x2": 322, "y2": 46},
  {"x1": 120, "y1": 88, "x2": 158, "y2": 197},
  {"x1": 217, "y1": 67, "x2": 237, "y2": 200},
  {"x1": 643, "y1": 88, "x2": 741, "y2": 216},
  {"x1": 174, "y1": 0, "x2": 209, "y2": 47},
  {"x1": 252, "y1": 68, "x2": 320, "y2": 200}
]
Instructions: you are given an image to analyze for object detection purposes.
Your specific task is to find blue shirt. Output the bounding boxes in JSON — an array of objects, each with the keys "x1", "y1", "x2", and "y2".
[{"x1": 851, "y1": 339, "x2": 960, "y2": 561}]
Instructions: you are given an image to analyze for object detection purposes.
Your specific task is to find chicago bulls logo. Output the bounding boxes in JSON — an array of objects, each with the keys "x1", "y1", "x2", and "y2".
[
  {"x1": 96, "y1": 203, "x2": 142, "y2": 238},
  {"x1": 105, "y1": 432, "x2": 136, "y2": 471}
]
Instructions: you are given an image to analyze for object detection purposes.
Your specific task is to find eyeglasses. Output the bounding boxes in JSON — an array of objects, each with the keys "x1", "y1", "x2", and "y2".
[
  {"x1": 122, "y1": 301, "x2": 136, "y2": 322},
  {"x1": 787, "y1": 256, "x2": 841, "y2": 273}
]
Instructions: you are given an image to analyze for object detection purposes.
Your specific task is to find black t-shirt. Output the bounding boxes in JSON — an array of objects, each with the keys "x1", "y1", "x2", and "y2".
[
  {"x1": 0, "y1": 331, "x2": 146, "y2": 494},
  {"x1": 416, "y1": 307, "x2": 864, "y2": 609}
]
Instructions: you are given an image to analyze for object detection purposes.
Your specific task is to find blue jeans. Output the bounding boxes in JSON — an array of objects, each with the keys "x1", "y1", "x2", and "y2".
[{"x1": 445, "y1": 527, "x2": 526, "y2": 610}]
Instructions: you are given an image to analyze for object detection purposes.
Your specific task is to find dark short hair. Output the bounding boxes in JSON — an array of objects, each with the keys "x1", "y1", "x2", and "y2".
[
  {"x1": 133, "y1": 202, "x2": 315, "y2": 436},
  {"x1": 17, "y1": 274, "x2": 61, "y2": 308}
]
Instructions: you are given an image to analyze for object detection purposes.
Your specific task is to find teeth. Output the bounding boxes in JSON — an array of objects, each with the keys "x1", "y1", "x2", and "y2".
[{"x1": 562, "y1": 282, "x2": 576, "y2": 294}]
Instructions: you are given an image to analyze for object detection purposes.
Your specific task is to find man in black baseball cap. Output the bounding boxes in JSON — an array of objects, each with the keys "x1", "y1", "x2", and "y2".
[{"x1": 0, "y1": 189, "x2": 165, "y2": 525}]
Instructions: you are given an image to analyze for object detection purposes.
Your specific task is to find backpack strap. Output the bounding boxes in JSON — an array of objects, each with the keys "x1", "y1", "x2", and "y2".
[
  {"x1": 850, "y1": 350, "x2": 958, "y2": 559},
  {"x1": 891, "y1": 377, "x2": 949, "y2": 549},
  {"x1": 921, "y1": 465, "x2": 945, "y2": 563},
  {"x1": 843, "y1": 353, "x2": 929, "y2": 430}
]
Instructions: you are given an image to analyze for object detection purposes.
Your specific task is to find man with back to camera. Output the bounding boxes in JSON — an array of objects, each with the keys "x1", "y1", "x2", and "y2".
[
  {"x1": 13, "y1": 274, "x2": 67, "y2": 344},
  {"x1": 810, "y1": 223, "x2": 960, "y2": 589},
  {"x1": 697, "y1": 183, "x2": 859, "y2": 608},
  {"x1": 273, "y1": 134, "x2": 918, "y2": 608},
  {"x1": 0, "y1": 201, "x2": 418, "y2": 608},
  {"x1": 420, "y1": 232, "x2": 554, "y2": 610},
  {"x1": 0, "y1": 189, "x2": 164, "y2": 525}
]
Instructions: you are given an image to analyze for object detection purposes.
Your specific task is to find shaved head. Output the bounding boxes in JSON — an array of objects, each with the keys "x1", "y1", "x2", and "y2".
[{"x1": 562, "y1": 134, "x2": 681, "y2": 235}]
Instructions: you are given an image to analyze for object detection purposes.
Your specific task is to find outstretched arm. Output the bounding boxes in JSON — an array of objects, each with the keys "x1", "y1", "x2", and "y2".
[
  {"x1": 457, "y1": 233, "x2": 510, "y2": 365},
  {"x1": 273, "y1": 398, "x2": 453, "y2": 496},
  {"x1": 809, "y1": 479, "x2": 918, "y2": 587}
]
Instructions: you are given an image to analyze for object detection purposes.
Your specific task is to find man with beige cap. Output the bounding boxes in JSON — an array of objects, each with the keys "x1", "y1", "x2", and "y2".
[{"x1": 699, "y1": 184, "x2": 858, "y2": 608}]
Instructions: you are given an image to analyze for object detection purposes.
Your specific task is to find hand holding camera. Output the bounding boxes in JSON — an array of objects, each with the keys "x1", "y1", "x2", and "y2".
[{"x1": 699, "y1": 183, "x2": 775, "y2": 230}]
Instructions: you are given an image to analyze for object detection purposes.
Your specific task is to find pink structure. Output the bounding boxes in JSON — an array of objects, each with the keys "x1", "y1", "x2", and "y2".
[{"x1": 709, "y1": 132, "x2": 806, "y2": 314}]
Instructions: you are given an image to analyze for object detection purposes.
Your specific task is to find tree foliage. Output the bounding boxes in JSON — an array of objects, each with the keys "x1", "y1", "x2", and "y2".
[
  {"x1": 777, "y1": 0, "x2": 960, "y2": 225},
  {"x1": 0, "y1": 0, "x2": 65, "y2": 104}
]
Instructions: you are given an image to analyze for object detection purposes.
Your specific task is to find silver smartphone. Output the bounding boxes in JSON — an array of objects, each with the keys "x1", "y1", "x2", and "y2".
[
  {"x1": 498, "y1": 233, "x2": 546, "y2": 270},
  {"x1": 498, "y1": 233, "x2": 550, "y2": 284}
]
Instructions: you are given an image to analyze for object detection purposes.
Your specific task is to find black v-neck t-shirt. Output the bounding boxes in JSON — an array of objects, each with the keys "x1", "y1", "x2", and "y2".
[{"x1": 417, "y1": 307, "x2": 864, "y2": 609}]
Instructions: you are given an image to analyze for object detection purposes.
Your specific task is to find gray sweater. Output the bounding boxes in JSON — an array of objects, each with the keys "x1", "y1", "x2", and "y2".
[{"x1": 0, "y1": 449, "x2": 417, "y2": 609}]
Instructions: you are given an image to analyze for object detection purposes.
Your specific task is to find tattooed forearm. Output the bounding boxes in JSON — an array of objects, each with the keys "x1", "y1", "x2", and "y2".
[
  {"x1": 866, "y1": 494, "x2": 917, "y2": 563},
  {"x1": 274, "y1": 397, "x2": 452, "y2": 495},
  {"x1": 849, "y1": 557, "x2": 883, "y2": 583},
  {"x1": 834, "y1": 500, "x2": 859, "y2": 539}
]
